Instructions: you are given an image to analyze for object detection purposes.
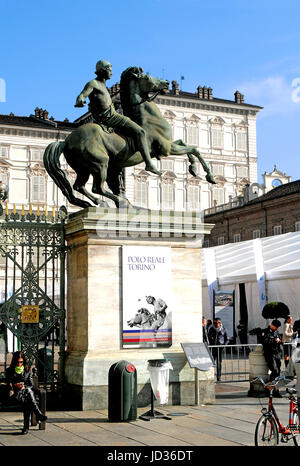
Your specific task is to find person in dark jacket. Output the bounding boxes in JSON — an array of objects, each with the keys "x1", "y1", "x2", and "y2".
[
  {"x1": 6, "y1": 351, "x2": 47, "y2": 434},
  {"x1": 208, "y1": 318, "x2": 230, "y2": 381},
  {"x1": 261, "y1": 319, "x2": 283, "y2": 397}
]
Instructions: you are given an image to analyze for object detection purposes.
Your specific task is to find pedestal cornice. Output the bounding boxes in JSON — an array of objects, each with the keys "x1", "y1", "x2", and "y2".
[{"x1": 65, "y1": 207, "x2": 214, "y2": 247}]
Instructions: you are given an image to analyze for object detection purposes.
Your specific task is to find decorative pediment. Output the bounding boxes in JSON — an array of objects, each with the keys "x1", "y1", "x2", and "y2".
[
  {"x1": 161, "y1": 171, "x2": 176, "y2": 184},
  {"x1": 134, "y1": 169, "x2": 149, "y2": 182},
  {"x1": 233, "y1": 120, "x2": 248, "y2": 129},
  {"x1": 186, "y1": 175, "x2": 202, "y2": 185},
  {"x1": 213, "y1": 175, "x2": 227, "y2": 185},
  {"x1": 186, "y1": 114, "x2": 201, "y2": 125},
  {"x1": 0, "y1": 159, "x2": 13, "y2": 168},
  {"x1": 237, "y1": 177, "x2": 250, "y2": 186},
  {"x1": 29, "y1": 163, "x2": 47, "y2": 177},
  {"x1": 163, "y1": 110, "x2": 176, "y2": 120},
  {"x1": 209, "y1": 116, "x2": 225, "y2": 126},
  {"x1": 161, "y1": 170, "x2": 176, "y2": 179},
  {"x1": 66, "y1": 168, "x2": 76, "y2": 179}
]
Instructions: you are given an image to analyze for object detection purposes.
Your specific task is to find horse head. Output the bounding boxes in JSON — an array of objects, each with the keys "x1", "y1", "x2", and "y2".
[
  {"x1": 127, "y1": 307, "x2": 152, "y2": 327},
  {"x1": 138, "y1": 73, "x2": 169, "y2": 96},
  {"x1": 120, "y1": 67, "x2": 169, "y2": 114}
]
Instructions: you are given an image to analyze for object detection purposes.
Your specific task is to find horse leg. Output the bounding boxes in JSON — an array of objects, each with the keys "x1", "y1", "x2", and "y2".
[
  {"x1": 91, "y1": 160, "x2": 131, "y2": 208},
  {"x1": 73, "y1": 169, "x2": 102, "y2": 206},
  {"x1": 170, "y1": 140, "x2": 216, "y2": 183}
]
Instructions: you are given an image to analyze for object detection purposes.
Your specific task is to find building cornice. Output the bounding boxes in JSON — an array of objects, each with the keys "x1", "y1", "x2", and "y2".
[{"x1": 156, "y1": 96, "x2": 262, "y2": 116}]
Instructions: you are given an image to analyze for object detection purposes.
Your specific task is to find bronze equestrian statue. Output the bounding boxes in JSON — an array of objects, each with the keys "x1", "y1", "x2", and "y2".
[{"x1": 43, "y1": 62, "x2": 216, "y2": 208}]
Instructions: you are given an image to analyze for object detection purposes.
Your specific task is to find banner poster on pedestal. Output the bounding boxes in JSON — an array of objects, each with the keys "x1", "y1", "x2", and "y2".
[
  {"x1": 213, "y1": 290, "x2": 235, "y2": 341},
  {"x1": 122, "y1": 246, "x2": 172, "y2": 349}
]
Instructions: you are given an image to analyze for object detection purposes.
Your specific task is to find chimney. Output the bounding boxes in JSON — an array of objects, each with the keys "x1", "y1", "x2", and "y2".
[
  {"x1": 234, "y1": 91, "x2": 245, "y2": 104},
  {"x1": 172, "y1": 80, "x2": 179, "y2": 95},
  {"x1": 197, "y1": 86, "x2": 203, "y2": 99},
  {"x1": 208, "y1": 87, "x2": 213, "y2": 100},
  {"x1": 203, "y1": 86, "x2": 208, "y2": 99}
]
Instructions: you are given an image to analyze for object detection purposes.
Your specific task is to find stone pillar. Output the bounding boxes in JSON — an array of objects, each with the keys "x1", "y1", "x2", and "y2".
[
  {"x1": 248, "y1": 345, "x2": 269, "y2": 397},
  {"x1": 63, "y1": 207, "x2": 215, "y2": 409}
]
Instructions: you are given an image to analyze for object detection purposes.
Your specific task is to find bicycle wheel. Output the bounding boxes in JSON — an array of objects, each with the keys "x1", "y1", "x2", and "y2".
[
  {"x1": 292, "y1": 411, "x2": 300, "y2": 447},
  {"x1": 255, "y1": 414, "x2": 279, "y2": 446}
]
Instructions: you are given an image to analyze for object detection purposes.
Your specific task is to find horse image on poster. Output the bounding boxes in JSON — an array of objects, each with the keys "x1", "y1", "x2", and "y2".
[{"x1": 126, "y1": 306, "x2": 172, "y2": 348}]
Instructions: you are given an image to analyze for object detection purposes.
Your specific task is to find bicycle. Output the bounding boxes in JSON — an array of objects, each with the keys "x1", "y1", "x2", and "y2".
[{"x1": 254, "y1": 375, "x2": 300, "y2": 446}]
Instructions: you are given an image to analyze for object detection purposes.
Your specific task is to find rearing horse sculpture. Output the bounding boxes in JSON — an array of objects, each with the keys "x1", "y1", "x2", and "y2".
[{"x1": 43, "y1": 67, "x2": 216, "y2": 208}]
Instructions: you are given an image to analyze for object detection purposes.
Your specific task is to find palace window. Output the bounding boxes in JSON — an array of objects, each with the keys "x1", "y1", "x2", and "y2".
[
  {"x1": 135, "y1": 179, "x2": 148, "y2": 208},
  {"x1": 236, "y1": 166, "x2": 248, "y2": 178},
  {"x1": 236, "y1": 132, "x2": 247, "y2": 151},
  {"x1": 295, "y1": 221, "x2": 300, "y2": 232},
  {"x1": 253, "y1": 229, "x2": 261, "y2": 239},
  {"x1": 161, "y1": 159, "x2": 174, "y2": 171},
  {"x1": 0, "y1": 172, "x2": 8, "y2": 185},
  {"x1": 188, "y1": 184, "x2": 200, "y2": 210},
  {"x1": 233, "y1": 233, "x2": 241, "y2": 243},
  {"x1": 274, "y1": 225, "x2": 282, "y2": 236},
  {"x1": 211, "y1": 128, "x2": 223, "y2": 148},
  {"x1": 0, "y1": 146, "x2": 9, "y2": 158},
  {"x1": 31, "y1": 175, "x2": 46, "y2": 203},
  {"x1": 212, "y1": 164, "x2": 224, "y2": 176},
  {"x1": 212, "y1": 187, "x2": 224, "y2": 206},
  {"x1": 31, "y1": 149, "x2": 44, "y2": 162},
  {"x1": 218, "y1": 236, "x2": 225, "y2": 246},
  {"x1": 187, "y1": 126, "x2": 199, "y2": 146},
  {"x1": 161, "y1": 183, "x2": 174, "y2": 210}
]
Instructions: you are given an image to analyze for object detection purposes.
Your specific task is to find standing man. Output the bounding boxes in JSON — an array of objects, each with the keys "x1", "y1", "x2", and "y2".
[
  {"x1": 208, "y1": 317, "x2": 230, "y2": 381},
  {"x1": 202, "y1": 317, "x2": 209, "y2": 345},
  {"x1": 75, "y1": 60, "x2": 161, "y2": 176},
  {"x1": 261, "y1": 319, "x2": 283, "y2": 397}
]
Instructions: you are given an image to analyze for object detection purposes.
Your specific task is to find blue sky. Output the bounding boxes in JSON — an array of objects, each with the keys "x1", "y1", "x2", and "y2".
[{"x1": 1, "y1": 0, "x2": 300, "y2": 183}]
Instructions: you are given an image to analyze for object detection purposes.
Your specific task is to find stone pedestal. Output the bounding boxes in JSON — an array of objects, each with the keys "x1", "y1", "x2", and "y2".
[
  {"x1": 248, "y1": 346, "x2": 269, "y2": 397},
  {"x1": 63, "y1": 207, "x2": 215, "y2": 409}
]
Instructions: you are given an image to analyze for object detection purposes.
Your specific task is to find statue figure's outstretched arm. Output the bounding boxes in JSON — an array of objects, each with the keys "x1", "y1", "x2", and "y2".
[{"x1": 74, "y1": 82, "x2": 94, "y2": 108}]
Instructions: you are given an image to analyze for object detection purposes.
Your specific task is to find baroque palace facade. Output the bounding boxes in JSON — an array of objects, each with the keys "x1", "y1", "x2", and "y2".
[{"x1": 0, "y1": 80, "x2": 262, "y2": 214}]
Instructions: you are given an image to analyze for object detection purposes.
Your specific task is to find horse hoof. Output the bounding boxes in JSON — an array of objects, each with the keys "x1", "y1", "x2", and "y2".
[
  {"x1": 145, "y1": 166, "x2": 162, "y2": 176},
  {"x1": 206, "y1": 174, "x2": 216, "y2": 184},
  {"x1": 117, "y1": 198, "x2": 130, "y2": 208}
]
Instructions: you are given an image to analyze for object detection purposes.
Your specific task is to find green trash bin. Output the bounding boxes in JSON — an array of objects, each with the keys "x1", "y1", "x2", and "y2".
[
  {"x1": 108, "y1": 360, "x2": 137, "y2": 422},
  {"x1": 37, "y1": 348, "x2": 53, "y2": 383}
]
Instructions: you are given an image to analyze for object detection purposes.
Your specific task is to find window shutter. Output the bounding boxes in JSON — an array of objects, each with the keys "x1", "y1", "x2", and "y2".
[
  {"x1": 187, "y1": 126, "x2": 199, "y2": 146},
  {"x1": 212, "y1": 129, "x2": 223, "y2": 148},
  {"x1": 236, "y1": 132, "x2": 247, "y2": 151},
  {"x1": 32, "y1": 176, "x2": 46, "y2": 202},
  {"x1": 136, "y1": 180, "x2": 147, "y2": 208},
  {"x1": 162, "y1": 183, "x2": 174, "y2": 209}
]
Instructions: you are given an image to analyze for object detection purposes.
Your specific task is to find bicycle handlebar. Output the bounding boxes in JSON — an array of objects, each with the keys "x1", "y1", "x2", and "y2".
[{"x1": 252, "y1": 375, "x2": 286, "y2": 388}]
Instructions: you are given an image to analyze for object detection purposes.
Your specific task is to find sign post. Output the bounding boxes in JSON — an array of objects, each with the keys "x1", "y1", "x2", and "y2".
[{"x1": 181, "y1": 342, "x2": 215, "y2": 405}]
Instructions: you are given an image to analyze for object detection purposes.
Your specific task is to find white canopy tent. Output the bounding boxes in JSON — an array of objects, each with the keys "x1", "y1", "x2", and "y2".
[{"x1": 202, "y1": 232, "x2": 300, "y2": 343}]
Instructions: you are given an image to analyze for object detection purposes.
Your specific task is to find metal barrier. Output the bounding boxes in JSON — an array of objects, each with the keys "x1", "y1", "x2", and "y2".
[{"x1": 208, "y1": 343, "x2": 294, "y2": 383}]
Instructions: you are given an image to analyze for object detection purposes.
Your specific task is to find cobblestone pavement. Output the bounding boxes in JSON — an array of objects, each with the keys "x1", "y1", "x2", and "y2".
[{"x1": 0, "y1": 383, "x2": 296, "y2": 451}]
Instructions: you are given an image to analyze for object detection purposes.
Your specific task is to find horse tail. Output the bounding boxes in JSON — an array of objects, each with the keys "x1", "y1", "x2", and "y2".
[{"x1": 43, "y1": 141, "x2": 91, "y2": 208}]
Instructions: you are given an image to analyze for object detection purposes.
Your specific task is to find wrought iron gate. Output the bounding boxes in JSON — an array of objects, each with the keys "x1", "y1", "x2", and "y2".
[{"x1": 0, "y1": 204, "x2": 67, "y2": 393}]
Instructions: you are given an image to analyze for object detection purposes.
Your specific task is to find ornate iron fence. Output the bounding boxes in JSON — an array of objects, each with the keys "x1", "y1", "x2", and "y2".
[{"x1": 0, "y1": 204, "x2": 67, "y2": 393}]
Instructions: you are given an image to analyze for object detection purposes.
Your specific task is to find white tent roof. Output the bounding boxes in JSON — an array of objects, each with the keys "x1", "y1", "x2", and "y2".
[{"x1": 202, "y1": 231, "x2": 300, "y2": 286}]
